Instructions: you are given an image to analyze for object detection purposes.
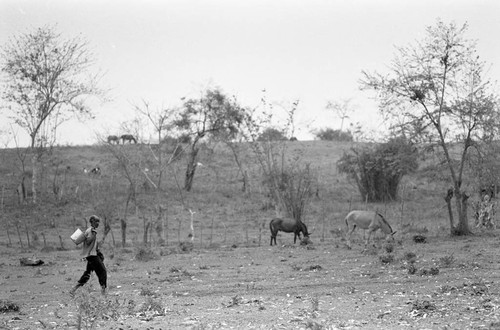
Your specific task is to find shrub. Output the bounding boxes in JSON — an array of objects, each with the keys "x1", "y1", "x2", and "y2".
[
  {"x1": 264, "y1": 162, "x2": 315, "y2": 221},
  {"x1": 314, "y1": 128, "x2": 353, "y2": 142},
  {"x1": 138, "y1": 296, "x2": 165, "y2": 315},
  {"x1": 413, "y1": 235, "x2": 427, "y2": 243},
  {"x1": 135, "y1": 247, "x2": 159, "y2": 262},
  {"x1": 337, "y1": 136, "x2": 418, "y2": 202},
  {"x1": 257, "y1": 127, "x2": 287, "y2": 141},
  {"x1": 403, "y1": 252, "x2": 417, "y2": 264},
  {"x1": 379, "y1": 254, "x2": 394, "y2": 264},
  {"x1": 439, "y1": 254, "x2": 455, "y2": 267},
  {"x1": 0, "y1": 300, "x2": 19, "y2": 313}
]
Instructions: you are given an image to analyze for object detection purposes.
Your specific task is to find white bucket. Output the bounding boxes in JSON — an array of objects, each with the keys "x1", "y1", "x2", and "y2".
[{"x1": 71, "y1": 228, "x2": 85, "y2": 245}]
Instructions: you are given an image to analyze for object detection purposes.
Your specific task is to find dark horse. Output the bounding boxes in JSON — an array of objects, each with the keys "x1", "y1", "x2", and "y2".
[
  {"x1": 269, "y1": 217, "x2": 309, "y2": 246},
  {"x1": 107, "y1": 135, "x2": 119, "y2": 144},
  {"x1": 121, "y1": 134, "x2": 137, "y2": 144}
]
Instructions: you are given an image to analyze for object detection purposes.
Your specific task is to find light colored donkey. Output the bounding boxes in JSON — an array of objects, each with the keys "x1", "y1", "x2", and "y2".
[{"x1": 345, "y1": 210, "x2": 396, "y2": 249}]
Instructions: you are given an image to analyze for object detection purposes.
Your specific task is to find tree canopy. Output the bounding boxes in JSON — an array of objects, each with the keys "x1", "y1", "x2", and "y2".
[
  {"x1": 0, "y1": 25, "x2": 105, "y2": 203},
  {"x1": 360, "y1": 19, "x2": 499, "y2": 235}
]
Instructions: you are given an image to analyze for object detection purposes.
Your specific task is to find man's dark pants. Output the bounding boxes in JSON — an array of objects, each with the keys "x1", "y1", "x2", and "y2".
[{"x1": 77, "y1": 255, "x2": 107, "y2": 288}]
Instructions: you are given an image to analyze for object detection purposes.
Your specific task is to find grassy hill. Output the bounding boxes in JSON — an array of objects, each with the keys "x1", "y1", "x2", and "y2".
[{"x1": 0, "y1": 140, "x2": 452, "y2": 251}]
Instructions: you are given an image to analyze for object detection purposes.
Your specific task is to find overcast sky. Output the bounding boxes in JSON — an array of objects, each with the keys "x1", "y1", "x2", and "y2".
[{"x1": 1, "y1": 0, "x2": 499, "y2": 146}]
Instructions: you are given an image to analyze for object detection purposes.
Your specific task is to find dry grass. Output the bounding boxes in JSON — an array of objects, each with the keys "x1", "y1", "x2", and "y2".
[{"x1": 0, "y1": 140, "x2": 495, "y2": 329}]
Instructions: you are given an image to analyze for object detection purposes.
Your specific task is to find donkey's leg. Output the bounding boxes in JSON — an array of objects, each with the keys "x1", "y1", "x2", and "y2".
[
  {"x1": 346, "y1": 225, "x2": 356, "y2": 249},
  {"x1": 365, "y1": 229, "x2": 375, "y2": 247}
]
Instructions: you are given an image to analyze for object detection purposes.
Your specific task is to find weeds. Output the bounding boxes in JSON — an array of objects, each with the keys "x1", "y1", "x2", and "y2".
[
  {"x1": 310, "y1": 297, "x2": 319, "y2": 313},
  {"x1": 439, "y1": 254, "x2": 455, "y2": 267},
  {"x1": 379, "y1": 254, "x2": 394, "y2": 264},
  {"x1": 138, "y1": 296, "x2": 165, "y2": 316},
  {"x1": 226, "y1": 295, "x2": 243, "y2": 307},
  {"x1": 409, "y1": 299, "x2": 436, "y2": 317},
  {"x1": 135, "y1": 247, "x2": 159, "y2": 262},
  {"x1": 418, "y1": 267, "x2": 439, "y2": 276},
  {"x1": 140, "y1": 287, "x2": 158, "y2": 297},
  {"x1": 383, "y1": 243, "x2": 394, "y2": 253},
  {"x1": 74, "y1": 287, "x2": 120, "y2": 330},
  {"x1": 413, "y1": 235, "x2": 427, "y2": 243},
  {"x1": 0, "y1": 300, "x2": 19, "y2": 313},
  {"x1": 403, "y1": 252, "x2": 417, "y2": 264}
]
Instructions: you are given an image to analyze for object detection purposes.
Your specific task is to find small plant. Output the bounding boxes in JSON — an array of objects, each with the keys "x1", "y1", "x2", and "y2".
[
  {"x1": 403, "y1": 252, "x2": 417, "y2": 264},
  {"x1": 135, "y1": 247, "x2": 159, "y2": 262},
  {"x1": 439, "y1": 254, "x2": 455, "y2": 267},
  {"x1": 463, "y1": 281, "x2": 489, "y2": 296},
  {"x1": 407, "y1": 263, "x2": 417, "y2": 275},
  {"x1": 379, "y1": 254, "x2": 394, "y2": 264},
  {"x1": 169, "y1": 266, "x2": 182, "y2": 273},
  {"x1": 384, "y1": 243, "x2": 394, "y2": 253},
  {"x1": 75, "y1": 287, "x2": 120, "y2": 330},
  {"x1": 418, "y1": 267, "x2": 439, "y2": 276},
  {"x1": 310, "y1": 297, "x2": 319, "y2": 313},
  {"x1": 226, "y1": 295, "x2": 242, "y2": 308},
  {"x1": 0, "y1": 300, "x2": 20, "y2": 313},
  {"x1": 410, "y1": 299, "x2": 436, "y2": 317},
  {"x1": 179, "y1": 241, "x2": 194, "y2": 252},
  {"x1": 140, "y1": 287, "x2": 157, "y2": 297},
  {"x1": 138, "y1": 296, "x2": 165, "y2": 315},
  {"x1": 413, "y1": 235, "x2": 427, "y2": 243},
  {"x1": 307, "y1": 265, "x2": 323, "y2": 271}
]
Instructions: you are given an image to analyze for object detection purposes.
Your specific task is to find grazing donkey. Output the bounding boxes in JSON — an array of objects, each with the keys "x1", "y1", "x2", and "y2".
[
  {"x1": 121, "y1": 134, "x2": 137, "y2": 144},
  {"x1": 107, "y1": 135, "x2": 120, "y2": 144},
  {"x1": 269, "y1": 217, "x2": 309, "y2": 246},
  {"x1": 345, "y1": 210, "x2": 396, "y2": 249}
]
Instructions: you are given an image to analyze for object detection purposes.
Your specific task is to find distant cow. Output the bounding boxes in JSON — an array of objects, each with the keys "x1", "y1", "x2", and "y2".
[
  {"x1": 121, "y1": 134, "x2": 137, "y2": 144},
  {"x1": 107, "y1": 135, "x2": 120, "y2": 144}
]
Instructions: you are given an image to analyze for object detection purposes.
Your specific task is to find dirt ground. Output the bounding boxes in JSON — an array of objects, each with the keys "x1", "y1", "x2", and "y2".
[{"x1": 2, "y1": 231, "x2": 500, "y2": 330}]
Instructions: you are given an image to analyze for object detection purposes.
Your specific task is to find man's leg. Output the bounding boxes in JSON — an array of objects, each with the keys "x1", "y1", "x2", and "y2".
[
  {"x1": 70, "y1": 260, "x2": 92, "y2": 296},
  {"x1": 93, "y1": 257, "x2": 107, "y2": 295}
]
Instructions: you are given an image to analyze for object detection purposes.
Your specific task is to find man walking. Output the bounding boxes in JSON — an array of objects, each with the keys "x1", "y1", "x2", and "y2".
[{"x1": 70, "y1": 215, "x2": 107, "y2": 296}]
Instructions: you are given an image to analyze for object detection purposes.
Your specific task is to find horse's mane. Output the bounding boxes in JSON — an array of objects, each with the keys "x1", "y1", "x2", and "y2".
[{"x1": 377, "y1": 213, "x2": 393, "y2": 233}]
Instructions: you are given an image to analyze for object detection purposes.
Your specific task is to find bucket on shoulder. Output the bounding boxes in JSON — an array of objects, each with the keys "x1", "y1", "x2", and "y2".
[{"x1": 71, "y1": 228, "x2": 85, "y2": 245}]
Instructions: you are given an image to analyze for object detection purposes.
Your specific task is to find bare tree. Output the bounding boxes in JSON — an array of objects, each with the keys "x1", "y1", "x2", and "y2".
[
  {"x1": 0, "y1": 26, "x2": 105, "y2": 203},
  {"x1": 175, "y1": 88, "x2": 245, "y2": 191},
  {"x1": 360, "y1": 20, "x2": 500, "y2": 235},
  {"x1": 132, "y1": 100, "x2": 180, "y2": 244},
  {"x1": 326, "y1": 98, "x2": 355, "y2": 132}
]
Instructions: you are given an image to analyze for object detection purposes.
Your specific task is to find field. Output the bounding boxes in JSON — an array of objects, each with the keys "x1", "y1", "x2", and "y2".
[{"x1": 1, "y1": 140, "x2": 499, "y2": 329}]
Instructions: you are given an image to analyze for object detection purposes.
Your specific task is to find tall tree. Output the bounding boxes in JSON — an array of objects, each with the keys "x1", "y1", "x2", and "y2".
[
  {"x1": 175, "y1": 88, "x2": 244, "y2": 191},
  {"x1": 360, "y1": 20, "x2": 499, "y2": 235},
  {"x1": 0, "y1": 26, "x2": 105, "y2": 203}
]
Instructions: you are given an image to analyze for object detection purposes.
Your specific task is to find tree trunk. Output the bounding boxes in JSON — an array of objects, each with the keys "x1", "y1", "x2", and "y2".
[
  {"x1": 143, "y1": 219, "x2": 150, "y2": 245},
  {"x1": 120, "y1": 219, "x2": 127, "y2": 247},
  {"x1": 31, "y1": 151, "x2": 37, "y2": 203},
  {"x1": 155, "y1": 205, "x2": 165, "y2": 245},
  {"x1": 454, "y1": 191, "x2": 470, "y2": 235},
  {"x1": 444, "y1": 188, "x2": 454, "y2": 235},
  {"x1": 184, "y1": 144, "x2": 199, "y2": 191}
]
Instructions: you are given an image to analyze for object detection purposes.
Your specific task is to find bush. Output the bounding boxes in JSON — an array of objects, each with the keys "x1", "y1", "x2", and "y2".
[
  {"x1": 337, "y1": 136, "x2": 418, "y2": 202},
  {"x1": 257, "y1": 128, "x2": 287, "y2": 141},
  {"x1": 379, "y1": 254, "x2": 394, "y2": 264},
  {"x1": 135, "y1": 247, "x2": 159, "y2": 261},
  {"x1": 264, "y1": 162, "x2": 315, "y2": 221},
  {"x1": 0, "y1": 300, "x2": 19, "y2": 313},
  {"x1": 314, "y1": 128, "x2": 353, "y2": 142}
]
